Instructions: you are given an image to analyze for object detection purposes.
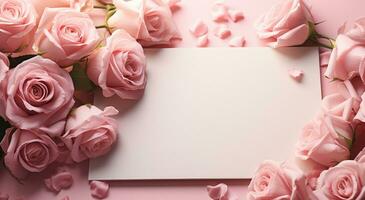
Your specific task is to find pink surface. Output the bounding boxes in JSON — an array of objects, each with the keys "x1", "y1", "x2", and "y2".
[{"x1": 1, "y1": 0, "x2": 365, "y2": 199}]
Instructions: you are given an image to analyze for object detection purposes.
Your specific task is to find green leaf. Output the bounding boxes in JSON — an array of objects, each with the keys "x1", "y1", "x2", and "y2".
[{"x1": 70, "y1": 62, "x2": 96, "y2": 92}]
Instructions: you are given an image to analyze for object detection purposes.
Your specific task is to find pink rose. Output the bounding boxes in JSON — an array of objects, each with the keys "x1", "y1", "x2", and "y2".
[
  {"x1": 0, "y1": 56, "x2": 75, "y2": 136},
  {"x1": 0, "y1": 52, "x2": 9, "y2": 83},
  {"x1": 355, "y1": 92, "x2": 365, "y2": 122},
  {"x1": 61, "y1": 105, "x2": 118, "y2": 162},
  {"x1": 255, "y1": 0, "x2": 311, "y2": 48},
  {"x1": 247, "y1": 160, "x2": 314, "y2": 200},
  {"x1": 87, "y1": 30, "x2": 147, "y2": 99},
  {"x1": 321, "y1": 93, "x2": 357, "y2": 122},
  {"x1": 33, "y1": 8, "x2": 100, "y2": 67},
  {"x1": 0, "y1": 128, "x2": 59, "y2": 179},
  {"x1": 108, "y1": 0, "x2": 181, "y2": 46},
  {"x1": 0, "y1": 0, "x2": 37, "y2": 53},
  {"x1": 296, "y1": 116, "x2": 351, "y2": 167},
  {"x1": 30, "y1": 0, "x2": 93, "y2": 16},
  {"x1": 314, "y1": 160, "x2": 365, "y2": 200},
  {"x1": 355, "y1": 147, "x2": 365, "y2": 164},
  {"x1": 325, "y1": 18, "x2": 365, "y2": 82}
]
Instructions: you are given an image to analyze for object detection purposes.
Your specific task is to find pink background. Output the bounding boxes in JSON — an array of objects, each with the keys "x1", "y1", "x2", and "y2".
[{"x1": 1, "y1": 0, "x2": 365, "y2": 199}]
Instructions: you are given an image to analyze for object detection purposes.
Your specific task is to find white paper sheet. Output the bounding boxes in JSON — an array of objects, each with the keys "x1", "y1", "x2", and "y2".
[{"x1": 89, "y1": 47, "x2": 321, "y2": 180}]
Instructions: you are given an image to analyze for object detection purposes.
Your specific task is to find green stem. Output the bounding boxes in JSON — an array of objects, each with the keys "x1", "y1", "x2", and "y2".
[{"x1": 94, "y1": 5, "x2": 107, "y2": 9}]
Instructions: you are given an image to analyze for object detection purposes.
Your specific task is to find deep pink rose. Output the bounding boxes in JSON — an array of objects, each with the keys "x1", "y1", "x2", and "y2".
[
  {"x1": 314, "y1": 160, "x2": 365, "y2": 200},
  {"x1": 296, "y1": 116, "x2": 351, "y2": 167},
  {"x1": 0, "y1": 128, "x2": 59, "y2": 179},
  {"x1": 108, "y1": 0, "x2": 181, "y2": 46},
  {"x1": 355, "y1": 147, "x2": 365, "y2": 164},
  {"x1": 61, "y1": 105, "x2": 118, "y2": 162},
  {"x1": 33, "y1": 8, "x2": 100, "y2": 67},
  {"x1": 0, "y1": 56, "x2": 75, "y2": 136},
  {"x1": 325, "y1": 18, "x2": 365, "y2": 82},
  {"x1": 247, "y1": 160, "x2": 314, "y2": 200},
  {"x1": 0, "y1": 0, "x2": 37, "y2": 53},
  {"x1": 87, "y1": 30, "x2": 146, "y2": 100},
  {"x1": 255, "y1": 0, "x2": 311, "y2": 48}
]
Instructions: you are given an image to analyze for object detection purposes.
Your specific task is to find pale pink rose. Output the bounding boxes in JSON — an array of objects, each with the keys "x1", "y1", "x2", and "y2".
[
  {"x1": 108, "y1": 0, "x2": 181, "y2": 46},
  {"x1": 0, "y1": 52, "x2": 9, "y2": 83},
  {"x1": 355, "y1": 147, "x2": 365, "y2": 164},
  {"x1": 61, "y1": 105, "x2": 118, "y2": 162},
  {"x1": 0, "y1": 0, "x2": 37, "y2": 53},
  {"x1": 90, "y1": 180, "x2": 109, "y2": 199},
  {"x1": 0, "y1": 56, "x2": 74, "y2": 136},
  {"x1": 30, "y1": 0, "x2": 93, "y2": 16},
  {"x1": 87, "y1": 30, "x2": 147, "y2": 100},
  {"x1": 44, "y1": 171, "x2": 73, "y2": 193},
  {"x1": 247, "y1": 160, "x2": 314, "y2": 200},
  {"x1": 296, "y1": 116, "x2": 351, "y2": 167},
  {"x1": 255, "y1": 0, "x2": 311, "y2": 48},
  {"x1": 33, "y1": 8, "x2": 100, "y2": 67},
  {"x1": 321, "y1": 93, "x2": 357, "y2": 122},
  {"x1": 0, "y1": 128, "x2": 59, "y2": 179},
  {"x1": 314, "y1": 160, "x2": 365, "y2": 200},
  {"x1": 305, "y1": 170, "x2": 321, "y2": 191},
  {"x1": 325, "y1": 18, "x2": 365, "y2": 82}
]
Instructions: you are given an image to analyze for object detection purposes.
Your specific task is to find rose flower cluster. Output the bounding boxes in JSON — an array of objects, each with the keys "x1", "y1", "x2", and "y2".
[
  {"x1": 248, "y1": 0, "x2": 365, "y2": 199},
  {"x1": 0, "y1": 0, "x2": 180, "y2": 179}
]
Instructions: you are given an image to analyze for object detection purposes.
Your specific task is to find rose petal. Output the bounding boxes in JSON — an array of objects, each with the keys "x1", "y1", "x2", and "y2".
[
  {"x1": 228, "y1": 9, "x2": 244, "y2": 22},
  {"x1": 229, "y1": 36, "x2": 245, "y2": 47},
  {"x1": 211, "y1": 2, "x2": 229, "y2": 23},
  {"x1": 214, "y1": 25, "x2": 231, "y2": 39},
  {"x1": 197, "y1": 34, "x2": 209, "y2": 47},
  {"x1": 44, "y1": 171, "x2": 73, "y2": 193},
  {"x1": 207, "y1": 183, "x2": 228, "y2": 199},
  {"x1": 288, "y1": 68, "x2": 304, "y2": 82},
  {"x1": 189, "y1": 20, "x2": 208, "y2": 37},
  {"x1": 0, "y1": 193, "x2": 9, "y2": 200},
  {"x1": 90, "y1": 180, "x2": 109, "y2": 199}
]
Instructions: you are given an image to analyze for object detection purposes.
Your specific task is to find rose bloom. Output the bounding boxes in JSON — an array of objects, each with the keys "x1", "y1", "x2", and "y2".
[
  {"x1": 296, "y1": 115, "x2": 351, "y2": 168},
  {"x1": 0, "y1": 128, "x2": 59, "y2": 179},
  {"x1": 30, "y1": 0, "x2": 93, "y2": 16},
  {"x1": 247, "y1": 160, "x2": 314, "y2": 200},
  {"x1": 0, "y1": 52, "x2": 9, "y2": 82},
  {"x1": 325, "y1": 18, "x2": 365, "y2": 82},
  {"x1": 61, "y1": 105, "x2": 118, "y2": 163},
  {"x1": 33, "y1": 8, "x2": 100, "y2": 67},
  {"x1": 108, "y1": 0, "x2": 181, "y2": 47},
  {"x1": 0, "y1": 56, "x2": 75, "y2": 136},
  {"x1": 0, "y1": 0, "x2": 37, "y2": 53},
  {"x1": 255, "y1": 0, "x2": 311, "y2": 48},
  {"x1": 314, "y1": 160, "x2": 365, "y2": 200},
  {"x1": 87, "y1": 30, "x2": 147, "y2": 100},
  {"x1": 355, "y1": 147, "x2": 365, "y2": 164},
  {"x1": 355, "y1": 92, "x2": 365, "y2": 122},
  {"x1": 321, "y1": 93, "x2": 357, "y2": 122}
]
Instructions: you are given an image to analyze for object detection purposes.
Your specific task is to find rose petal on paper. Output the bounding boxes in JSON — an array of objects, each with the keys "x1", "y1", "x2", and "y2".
[
  {"x1": 288, "y1": 68, "x2": 304, "y2": 82},
  {"x1": 44, "y1": 171, "x2": 74, "y2": 193},
  {"x1": 197, "y1": 34, "x2": 209, "y2": 47},
  {"x1": 90, "y1": 181, "x2": 109, "y2": 199},
  {"x1": 214, "y1": 25, "x2": 231, "y2": 39},
  {"x1": 228, "y1": 9, "x2": 244, "y2": 22},
  {"x1": 229, "y1": 36, "x2": 245, "y2": 47},
  {"x1": 190, "y1": 20, "x2": 208, "y2": 37},
  {"x1": 0, "y1": 193, "x2": 9, "y2": 200},
  {"x1": 211, "y1": 2, "x2": 229, "y2": 23}
]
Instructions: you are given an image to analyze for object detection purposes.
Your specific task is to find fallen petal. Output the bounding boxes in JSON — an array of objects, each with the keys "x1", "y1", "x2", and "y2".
[
  {"x1": 211, "y1": 2, "x2": 229, "y2": 23},
  {"x1": 190, "y1": 20, "x2": 209, "y2": 37},
  {"x1": 197, "y1": 34, "x2": 210, "y2": 47},
  {"x1": 228, "y1": 9, "x2": 244, "y2": 22},
  {"x1": 207, "y1": 183, "x2": 228, "y2": 199},
  {"x1": 229, "y1": 36, "x2": 245, "y2": 47},
  {"x1": 44, "y1": 171, "x2": 73, "y2": 193},
  {"x1": 214, "y1": 25, "x2": 231, "y2": 39},
  {"x1": 288, "y1": 68, "x2": 304, "y2": 82},
  {"x1": 90, "y1": 180, "x2": 109, "y2": 199}
]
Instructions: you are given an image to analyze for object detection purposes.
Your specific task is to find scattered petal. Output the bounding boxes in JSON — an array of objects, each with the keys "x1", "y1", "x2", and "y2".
[
  {"x1": 0, "y1": 193, "x2": 9, "y2": 200},
  {"x1": 190, "y1": 20, "x2": 208, "y2": 37},
  {"x1": 207, "y1": 183, "x2": 238, "y2": 200},
  {"x1": 228, "y1": 9, "x2": 244, "y2": 22},
  {"x1": 60, "y1": 196, "x2": 70, "y2": 200},
  {"x1": 320, "y1": 51, "x2": 331, "y2": 67},
  {"x1": 44, "y1": 171, "x2": 73, "y2": 193},
  {"x1": 214, "y1": 25, "x2": 231, "y2": 39},
  {"x1": 90, "y1": 180, "x2": 109, "y2": 199},
  {"x1": 288, "y1": 68, "x2": 304, "y2": 82},
  {"x1": 211, "y1": 2, "x2": 229, "y2": 23},
  {"x1": 229, "y1": 36, "x2": 245, "y2": 47},
  {"x1": 197, "y1": 34, "x2": 210, "y2": 47},
  {"x1": 163, "y1": 0, "x2": 181, "y2": 12}
]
